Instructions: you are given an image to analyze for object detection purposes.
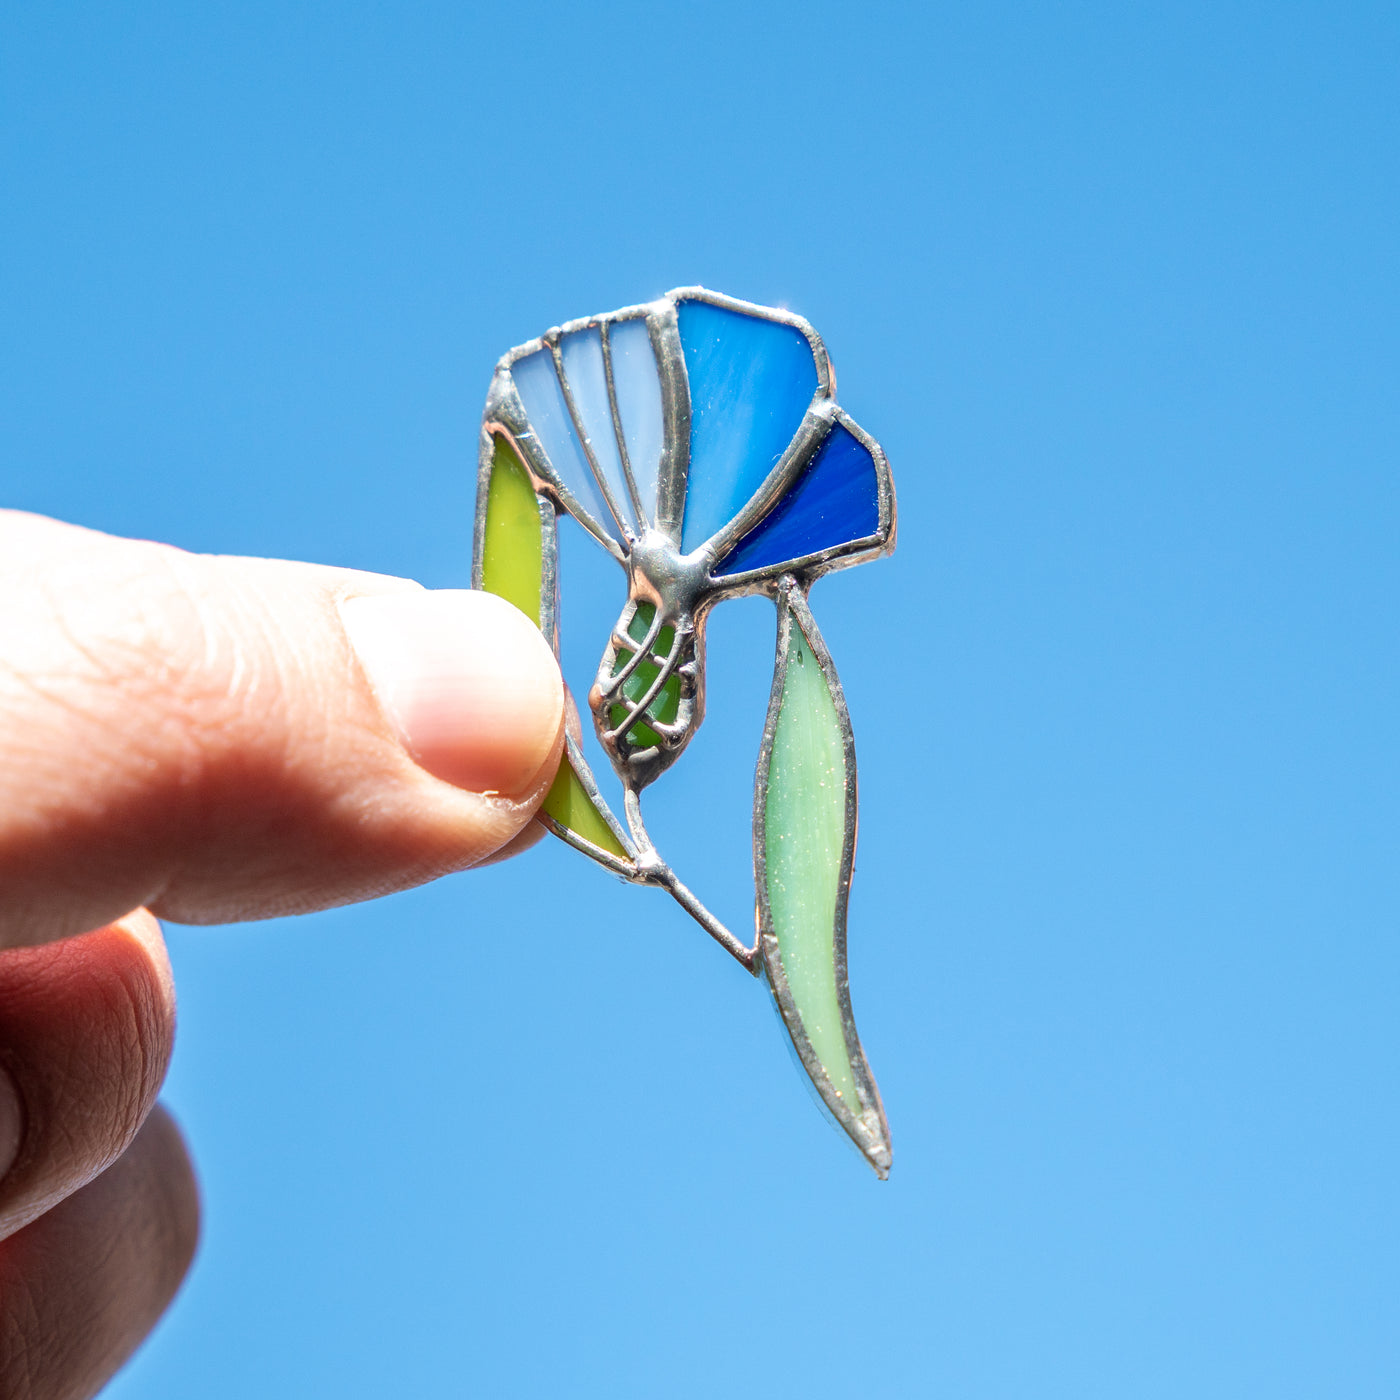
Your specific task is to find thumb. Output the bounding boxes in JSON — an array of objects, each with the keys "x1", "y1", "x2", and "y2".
[{"x1": 0, "y1": 511, "x2": 564, "y2": 946}]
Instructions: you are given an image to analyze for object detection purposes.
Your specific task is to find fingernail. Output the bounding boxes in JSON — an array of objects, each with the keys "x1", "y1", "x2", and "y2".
[
  {"x1": 0, "y1": 1066, "x2": 23, "y2": 1183},
  {"x1": 341, "y1": 589, "x2": 563, "y2": 795}
]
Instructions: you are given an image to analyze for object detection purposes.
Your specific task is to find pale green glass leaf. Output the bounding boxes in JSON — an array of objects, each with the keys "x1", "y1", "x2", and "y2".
[
  {"x1": 764, "y1": 625, "x2": 858, "y2": 1103},
  {"x1": 759, "y1": 591, "x2": 890, "y2": 1177}
]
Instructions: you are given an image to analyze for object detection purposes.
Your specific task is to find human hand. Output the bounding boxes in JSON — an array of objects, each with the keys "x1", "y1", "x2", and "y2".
[{"x1": 0, "y1": 509, "x2": 565, "y2": 1399}]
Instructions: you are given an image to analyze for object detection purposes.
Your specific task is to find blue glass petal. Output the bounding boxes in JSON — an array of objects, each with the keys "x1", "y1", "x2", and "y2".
[
  {"x1": 677, "y1": 300, "x2": 819, "y2": 554},
  {"x1": 607, "y1": 318, "x2": 664, "y2": 528},
  {"x1": 511, "y1": 348, "x2": 618, "y2": 540},
  {"x1": 714, "y1": 421, "x2": 881, "y2": 577},
  {"x1": 559, "y1": 327, "x2": 637, "y2": 535}
]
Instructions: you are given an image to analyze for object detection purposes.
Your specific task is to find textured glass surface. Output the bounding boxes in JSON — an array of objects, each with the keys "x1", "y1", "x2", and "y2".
[
  {"x1": 607, "y1": 318, "x2": 664, "y2": 526},
  {"x1": 764, "y1": 612, "x2": 859, "y2": 1108},
  {"x1": 677, "y1": 300, "x2": 819, "y2": 554},
  {"x1": 608, "y1": 602, "x2": 680, "y2": 748},
  {"x1": 715, "y1": 421, "x2": 880, "y2": 577},
  {"x1": 559, "y1": 327, "x2": 637, "y2": 535},
  {"x1": 511, "y1": 348, "x2": 617, "y2": 540},
  {"x1": 480, "y1": 436, "x2": 542, "y2": 626},
  {"x1": 542, "y1": 757, "x2": 628, "y2": 859}
]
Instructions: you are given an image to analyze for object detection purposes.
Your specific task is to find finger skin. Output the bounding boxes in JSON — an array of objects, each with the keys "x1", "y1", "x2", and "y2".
[
  {"x1": 472, "y1": 816, "x2": 549, "y2": 868},
  {"x1": 0, "y1": 511, "x2": 565, "y2": 947},
  {"x1": 470, "y1": 685, "x2": 589, "y2": 868},
  {"x1": 0, "y1": 912, "x2": 174, "y2": 1241},
  {"x1": 0, "y1": 1105, "x2": 199, "y2": 1400}
]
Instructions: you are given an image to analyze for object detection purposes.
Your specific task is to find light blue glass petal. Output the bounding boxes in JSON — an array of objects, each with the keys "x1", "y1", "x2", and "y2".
[
  {"x1": 677, "y1": 300, "x2": 819, "y2": 554},
  {"x1": 714, "y1": 422, "x2": 881, "y2": 577},
  {"x1": 607, "y1": 318, "x2": 664, "y2": 527},
  {"x1": 559, "y1": 328, "x2": 637, "y2": 535},
  {"x1": 511, "y1": 348, "x2": 617, "y2": 540}
]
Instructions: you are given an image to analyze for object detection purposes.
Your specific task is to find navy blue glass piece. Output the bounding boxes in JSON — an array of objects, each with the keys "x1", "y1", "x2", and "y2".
[
  {"x1": 714, "y1": 421, "x2": 881, "y2": 577},
  {"x1": 676, "y1": 300, "x2": 819, "y2": 555}
]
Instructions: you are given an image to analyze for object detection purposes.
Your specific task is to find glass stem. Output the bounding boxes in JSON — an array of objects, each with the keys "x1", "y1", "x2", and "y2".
[{"x1": 623, "y1": 786, "x2": 759, "y2": 973}]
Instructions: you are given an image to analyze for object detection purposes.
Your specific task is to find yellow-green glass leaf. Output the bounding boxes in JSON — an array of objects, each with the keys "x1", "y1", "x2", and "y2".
[
  {"x1": 541, "y1": 756, "x2": 628, "y2": 860},
  {"x1": 480, "y1": 433, "x2": 625, "y2": 860},
  {"x1": 764, "y1": 617, "x2": 859, "y2": 1109},
  {"x1": 481, "y1": 435, "x2": 542, "y2": 627}
]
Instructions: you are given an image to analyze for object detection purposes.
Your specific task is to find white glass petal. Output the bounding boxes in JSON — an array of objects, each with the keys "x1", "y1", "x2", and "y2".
[
  {"x1": 607, "y1": 318, "x2": 665, "y2": 528},
  {"x1": 510, "y1": 348, "x2": 617, "y2": 541},
  {"x1": 559, "y1": 328, "x2": 636, "y2": 535}
]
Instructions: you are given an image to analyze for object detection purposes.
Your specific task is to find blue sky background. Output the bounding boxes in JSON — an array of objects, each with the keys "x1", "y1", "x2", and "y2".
[{"x1": 2, "y1": 2, "x2": 1398, "y2": 1395}]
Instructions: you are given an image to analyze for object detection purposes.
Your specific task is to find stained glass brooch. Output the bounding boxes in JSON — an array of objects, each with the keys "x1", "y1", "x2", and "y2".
[{"x1": 473, "y1": 287, "x2": 896, "y2": 1176}]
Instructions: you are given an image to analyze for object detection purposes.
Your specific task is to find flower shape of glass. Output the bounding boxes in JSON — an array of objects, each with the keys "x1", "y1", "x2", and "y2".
[{"x1": 473, "y1": 287, "x2": 895, "y2": 1175}]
